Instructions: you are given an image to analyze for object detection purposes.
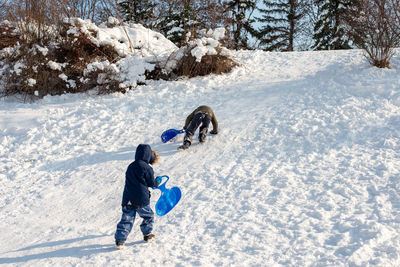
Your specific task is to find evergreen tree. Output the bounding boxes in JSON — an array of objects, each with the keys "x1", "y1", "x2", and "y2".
[
  {"x1": 118, "y1": 0, "x2": 156, "y2": 28},
  {"x1": 158, "y1": 9, "x2": 183, "y2": 46},
  {"x1": 196, "y1": 0, "x2": 227, "y2": 30},
  {"x1": 225, "y1": 0, "x2": 257, "y2": 49},
  {"x1": 158, "y1": 1, "x2": 198, "y2": 46},
  {"x1": 313, "y1": 0, "x2": 356, "y2": 50},
  {"x1": 256, "y1": 0, "x2": 304, "y2": 51}
]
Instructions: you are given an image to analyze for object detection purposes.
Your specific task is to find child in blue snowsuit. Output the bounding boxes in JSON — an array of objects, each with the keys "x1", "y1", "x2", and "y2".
[{"x1": 115, "y1": 144, "x2": 160, "y2": 248}]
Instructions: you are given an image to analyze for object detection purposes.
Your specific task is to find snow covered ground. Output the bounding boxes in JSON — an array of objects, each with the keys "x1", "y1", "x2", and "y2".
[{"x1": 1, "y1": 46, "x2": 400, "y2": 266}]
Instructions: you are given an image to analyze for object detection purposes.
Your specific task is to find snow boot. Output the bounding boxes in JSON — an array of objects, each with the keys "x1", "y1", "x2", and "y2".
[
  {"x1": 178, "y1": 141, "x2": 191, "y2": 150},
  {"x1": 144, "y1": 233, "x2": 155, "y2": 242},
  {"x1": 199, "y1": 132, "x2": 206, "y2": 143},
  {"x1": 199, "y1": 127, "x2": 207, "y2": 143},
  {"x1": 115, "y1": 241, "x2": 125, "y2": 250}
]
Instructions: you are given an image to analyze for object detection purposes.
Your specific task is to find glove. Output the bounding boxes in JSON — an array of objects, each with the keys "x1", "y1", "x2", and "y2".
[
  {"x1": 155, "y1": 176, "x2": 162, "y2": 185},
  {"x1": 210, "y1": 130, "x2": 218, "y2": 134},
  {"x1": 152, "y1": 176, "x2": 162, "y2": 189}
]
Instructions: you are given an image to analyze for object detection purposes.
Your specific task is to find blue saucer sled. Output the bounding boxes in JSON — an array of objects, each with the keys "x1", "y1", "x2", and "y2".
[
  {"x1": 161, "y1": 129, "x2": 185, "y2": 143},
  {"x1": 153, "y1": 175, "x2": 181, "y2": 216}
]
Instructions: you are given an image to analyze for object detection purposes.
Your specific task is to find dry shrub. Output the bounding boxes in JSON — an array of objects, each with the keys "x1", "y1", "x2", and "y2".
[
  {"x1": 81, "y1": 69, "x2": 124, "y2": 95},
  {"x1": 4, "y1": 44, "x2": 64, "y2": 99},
  {"x1": 147, "y1": 45, "x2": 238, "y2": 80},
  {"x1": 344, "y1": 0, "x2": 400, "y2": 68},
  {"x1": 1, "y1": 20, "x2": 123, "y2": 100},
  {"x1": 175, "y1": 51, "x2": 238, "y2": 78},
  {"x1": 1, "y1": 1, "x2": 127, "y2": 100},
  {"x1": 0, "y1": 22, "x2": 23, "y2": 50},
  {"x1": 7, "y1": 0, "x2": 70, "y2": 45}
]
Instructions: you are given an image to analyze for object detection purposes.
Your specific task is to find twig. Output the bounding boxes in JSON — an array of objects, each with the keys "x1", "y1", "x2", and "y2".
[
  {"x1": 0, "y1": 0, "x2": 8, "y2": 9},
  {"x1": 107, "y1": 0, "x2": 134, "y2": 53}
]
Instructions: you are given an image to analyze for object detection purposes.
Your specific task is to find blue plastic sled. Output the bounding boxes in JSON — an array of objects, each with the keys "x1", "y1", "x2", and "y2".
[
  {"x1": 161, "y1": 129, "x2": 185, "y2": 143},
  {"x1": 153, "y1": 175, "x2": 181, "y2": 216}
]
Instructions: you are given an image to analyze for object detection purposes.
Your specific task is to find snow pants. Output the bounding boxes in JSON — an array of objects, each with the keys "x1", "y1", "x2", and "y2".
[
  {"x1": 184, "y1": 112, "x2": 211, "y2": 143},
  {"x1": 115, "y1": 204, "x2": 154, "y2": 243}
]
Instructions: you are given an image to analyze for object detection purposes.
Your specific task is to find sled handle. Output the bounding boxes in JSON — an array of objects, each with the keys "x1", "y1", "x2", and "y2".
[{"x1": 154, "y1": 175, "x2": 169, "y2": 192}]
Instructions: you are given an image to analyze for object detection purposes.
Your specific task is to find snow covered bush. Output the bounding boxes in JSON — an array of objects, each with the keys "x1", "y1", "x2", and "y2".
[
  {"x1": 0, "y1": 21, "x2": 21, "y2": 50},
  {"x1": 0, "y1": 18, "x2": 123, "y2": 99},
  {"x1": 0, "y1": 17, "x2": 237, "y2": 100},
  {"x1": 146, "y1": 28, "x2": 238, "y2": 79},
  {"x1": 0, "y1": 17, "x2": 177, "y2": 100}
]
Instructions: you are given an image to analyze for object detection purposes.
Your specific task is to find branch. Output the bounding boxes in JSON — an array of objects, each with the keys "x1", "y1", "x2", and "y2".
[
  {"x1": 107, "y1": 0, "x2": 133, "y2": 53},
  {"x1": 0, "y1": 0, "x2": 8, "y2": 9}
]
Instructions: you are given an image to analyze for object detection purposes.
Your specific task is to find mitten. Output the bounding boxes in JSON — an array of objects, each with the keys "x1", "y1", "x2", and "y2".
[{"x1": 210, "y1": 130, "x2": 218, "y2": 134}]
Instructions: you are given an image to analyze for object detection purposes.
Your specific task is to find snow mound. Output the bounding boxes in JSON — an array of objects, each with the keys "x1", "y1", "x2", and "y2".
[{"x1": 65, "y1": 17, "x2": 177, "y2": 57}]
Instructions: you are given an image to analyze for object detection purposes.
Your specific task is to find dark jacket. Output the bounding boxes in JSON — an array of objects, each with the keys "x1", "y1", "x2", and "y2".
[
  {"x1": 121, "y1": 144, "x2": 159, "y2": 208},
  {"x1": 184, "y1": 105, "x2": 218, "y2": 134}
]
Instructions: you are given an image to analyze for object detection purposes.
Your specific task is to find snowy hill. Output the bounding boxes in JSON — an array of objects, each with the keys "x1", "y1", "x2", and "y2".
[{"x1": 1, "y1": 48, "x2": 400, "y2": 266}]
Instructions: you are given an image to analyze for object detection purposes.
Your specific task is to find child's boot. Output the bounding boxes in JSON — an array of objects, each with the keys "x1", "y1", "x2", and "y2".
[
  {"x1": 115, "y1": 241, "x2": 125, "y2": 250},
  {"x1": 144, "y1": 233, "x2": 155, "y2": 242},
  {"x1": 199, "y1": 133, "x2": 206, "y2": 143},
  {"x1": 199, "y1": 127, "x2": 208, "y2": 143},
  {"x1": 178, "y1": 135, "x2": 191, "y2": 150},
  {"x1": 178, "y1": 141, "x2": 190, "y2": 150}
]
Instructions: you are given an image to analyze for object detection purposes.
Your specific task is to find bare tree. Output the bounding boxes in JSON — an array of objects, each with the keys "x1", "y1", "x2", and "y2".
[
  {"x1": 295, "y1": 0, "x2": 319, "y2": 50},
  {"x1": 4, "y1": 0, "x2": 71, "y2": 44},
  {"x1": 63, "y1": 0, "x2": 101, "y2": 22},
  {"x1": 196, "y1": 0, "x2": 227, "y2": 29},
  {"x1": 0, "y1": 0, "x2": 9, "y2": 20},
  {"x1": 344, "y1": 0, "x2": 400, "y2": 68},
  {"x1": 392, "y1": 0, "x2": 400, "y2": 33}
]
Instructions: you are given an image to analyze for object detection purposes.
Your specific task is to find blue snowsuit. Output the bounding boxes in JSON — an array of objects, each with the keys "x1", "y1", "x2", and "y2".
[{"x1": 115, "y1": 144, "x2": 159, "y2": 243}]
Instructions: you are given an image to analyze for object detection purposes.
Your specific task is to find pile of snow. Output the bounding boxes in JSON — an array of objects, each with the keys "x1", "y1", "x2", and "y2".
[
  {"x1": 104, "y1": 25, "x2": 232, "y2": 87},
  {"x1": 64, "y1": 17, "x2": 180, "y2": 90},
  {"x1": 65, "y1": 17, "x2": 177, "y2": 58},
  {"x1": 190, "y1": 28, "x2": 230, "y2": 62},
  {"x1": 163, "y1": 27, "x2": 233, "y2": 75}
]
